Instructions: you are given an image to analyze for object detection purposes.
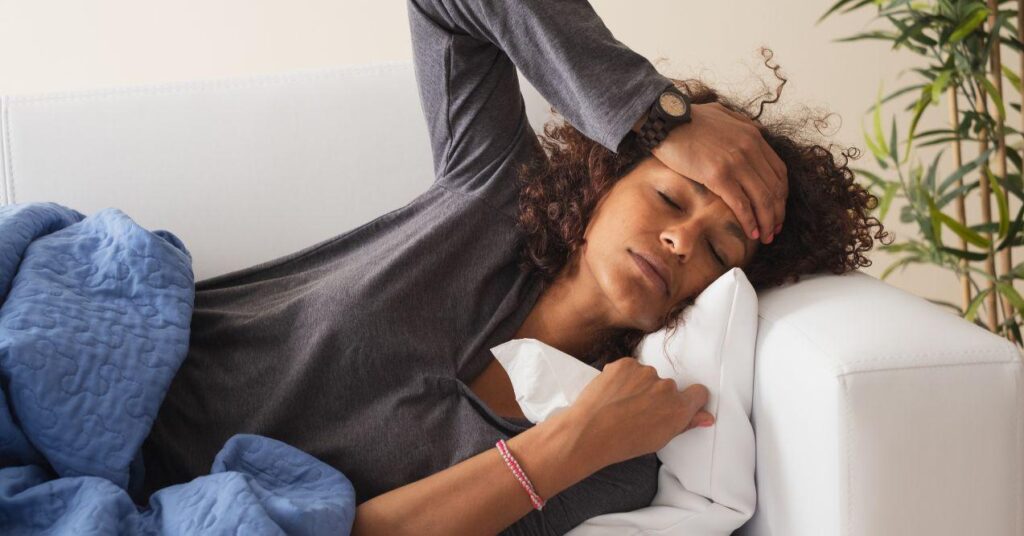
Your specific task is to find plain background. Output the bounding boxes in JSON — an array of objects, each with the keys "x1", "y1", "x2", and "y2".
[{"x1": 2, "y1": 0, "x2": 1021, "y2": 321}]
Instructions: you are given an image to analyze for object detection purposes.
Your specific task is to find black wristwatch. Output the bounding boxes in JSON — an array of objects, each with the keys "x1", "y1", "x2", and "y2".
[{"x1": 636, "y1": 84, "x2": 692, "y2": 153}]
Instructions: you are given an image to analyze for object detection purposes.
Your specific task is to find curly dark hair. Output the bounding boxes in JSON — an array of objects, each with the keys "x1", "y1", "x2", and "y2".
[{"x1": 513, "y1": 47, "x2": 894, "y2": 369}]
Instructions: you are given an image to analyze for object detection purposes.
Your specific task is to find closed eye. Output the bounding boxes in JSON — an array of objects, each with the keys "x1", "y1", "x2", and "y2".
[{"x1": 658, "y1": 190, "x2": 726, "y2": 267}]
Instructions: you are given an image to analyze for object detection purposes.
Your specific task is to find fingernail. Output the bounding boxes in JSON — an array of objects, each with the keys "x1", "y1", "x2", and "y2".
[
  {"x1": 774, "y1": 223, "x2": 782, "y2": 235},
  {"x1": 750, "y1": 228, "x2": 759, "y2": 240},
  {"x1": 699, "y1": 418, "x2": 715, "y2": 427}
]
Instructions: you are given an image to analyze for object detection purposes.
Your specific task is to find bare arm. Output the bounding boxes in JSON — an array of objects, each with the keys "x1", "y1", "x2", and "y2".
[{"x1": 351, "y1": 410, "x2": 603, "y2": 536}]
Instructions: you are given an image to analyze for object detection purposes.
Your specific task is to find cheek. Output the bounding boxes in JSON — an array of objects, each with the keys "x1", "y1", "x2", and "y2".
[{"x1": 582, "y1": 243, "x2": 667, "y2": 330}]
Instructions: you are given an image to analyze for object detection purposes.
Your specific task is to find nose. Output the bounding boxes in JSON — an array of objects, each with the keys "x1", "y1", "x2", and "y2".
[{"x1": 660, "y1": 221, "x2": 697, "y2": 264}]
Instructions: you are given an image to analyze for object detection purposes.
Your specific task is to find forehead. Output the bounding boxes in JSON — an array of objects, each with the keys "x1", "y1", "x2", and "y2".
[
  {"x1": 638, "y1": 162, "x2": 756, "y2": 260},
  {"x1": 640, "y1": 162, "x2": 713, "y2": 199}
]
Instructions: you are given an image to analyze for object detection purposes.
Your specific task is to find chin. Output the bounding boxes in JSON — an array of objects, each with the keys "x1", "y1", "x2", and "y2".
[{"x1": 609, "y1": 277, "x2": 667, "y2": 331}]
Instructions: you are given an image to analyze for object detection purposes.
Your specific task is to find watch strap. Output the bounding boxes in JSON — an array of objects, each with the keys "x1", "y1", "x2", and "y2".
[{"x1": 636, "y1": 85, "x2": 692, "y2": 153}]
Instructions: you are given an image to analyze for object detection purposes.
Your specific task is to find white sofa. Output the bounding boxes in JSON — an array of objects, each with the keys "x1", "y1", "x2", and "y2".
[{"x1": 2, "y1": 61, "x2": 1021, "y2": 536}]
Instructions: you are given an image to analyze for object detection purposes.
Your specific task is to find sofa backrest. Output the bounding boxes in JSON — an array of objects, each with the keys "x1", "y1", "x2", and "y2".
[{"x1": 0, "y1": 61, "x2": 553, "y2": 281}]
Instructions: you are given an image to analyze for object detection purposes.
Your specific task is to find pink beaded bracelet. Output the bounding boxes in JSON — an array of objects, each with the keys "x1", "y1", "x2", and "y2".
[{"x1": 495, "y1": 438, "x2": 546, "y2": 511}]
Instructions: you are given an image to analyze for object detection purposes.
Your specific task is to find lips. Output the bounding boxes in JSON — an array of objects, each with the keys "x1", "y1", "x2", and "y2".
[{"x1": 630, "y1": 250, "x2": 671, "y2": 297}]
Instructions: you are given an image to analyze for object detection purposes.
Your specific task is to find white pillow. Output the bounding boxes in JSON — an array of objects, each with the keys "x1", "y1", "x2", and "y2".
[{"x1": 490, "y1": 266, "x2": 758, "y2": 536}]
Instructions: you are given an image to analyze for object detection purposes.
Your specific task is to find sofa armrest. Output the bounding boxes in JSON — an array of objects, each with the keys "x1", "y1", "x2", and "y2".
[{"x1": 736, "y1": 270, "x2": 1023, "y2": 536}]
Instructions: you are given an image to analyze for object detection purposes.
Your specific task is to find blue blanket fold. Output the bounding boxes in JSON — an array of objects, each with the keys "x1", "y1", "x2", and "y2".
[{"x1": 0, "y1": 202, "x2": 356, "y2": 535}]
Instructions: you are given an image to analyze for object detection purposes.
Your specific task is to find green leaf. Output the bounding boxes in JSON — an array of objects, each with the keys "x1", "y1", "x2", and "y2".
[
  {"x1": 873, "y1": 83, "x2": 888, "y2": 159},
  {"x1": 834, "y1": 30, "x2": 902, "y2": 43},
  {"x1": 880, "y1": 0, "x2": 916, "y2": 17},
  {"x1": 970, "y1": 221, "x2": 1001, "y2": 233},
  {"x1": 880, "y1": 256, "x2": 924, "y2": 281},
  {"x1": 995, "y1": 203, "x2": 1024, "y2": 252},
  {"x1": 976, "y1": 74, "x2": 1006, "y2": 122},
  {"x1": 890, "y1": 116, "x2": 900, "y2": 163},
  {"x1": 853, "y1": 167, "x2": 889, "y2": 188},
  {"x1": 901, "y1": 204, "x2": 916, "y2": 223},
  {"x1": 926, "y1": 190, "x2": 945, "y2": 247},
  {"x1": 930, "y1": 70, "x2": 952, "y2": 104},
  {"x1": 904, "y1": 87, "x2": 932, "y2": 162},
  {"x1": 917, "y1": 136, "x2": 970, "y2": 147},
  {"x1": 863, "y1": 83, "x2": 928, "y2": 115},
  {"x1": 817, "y1": 0, "x2": 867, "y2": 25},
  {"x1": 1002, "y1": 65, "x2": 1022, "y2": 94},
  {"x1": 879, "y1": 182, "x2": 900, "y2": 221},
  {"x1": 881, "y1": 241, "x2": 925, "y2": 254},
  {"x1": 891, "y1": 14, "x2": 938, "y2": 49},
  {"x1": 937, "y1": 245, "x2": 990, "y2": 261},
  {"x1": 936, "y1": 180, "x2": 979, "y2": 209},
  {"x1": 933, "y1": 194, "x2": 993, "y2": 248},
  {"x1": 1004, "y1": 316, "x2": 1021, "y2": 344},
  {"x1": 924, "y1": 148, "x2": 945, "y2": 193},
  {"x1": 948, "y1": 6, "x2": 990, "y2": 44},
  {"x1": 985, "y1": 168, "x2": 1011, "y2": 239},
  {"x1": 992, "y1": 167, "x2": 1024, "y2": 202},
  {"x1": 995, "y1": 281, "x2": 1024, "y2": 312},
  {"x1": 1007, "y1": 146, "x2": 1023, "y2": 172},
  {"x1": 913, "y1": 127, "x2": 958, "y2": 140},
  {"x1": 965, "y1": 287, "x2": 992, "y2": 322},
  {"x1": 937, "y1": 146, "x2": 994, "y2": 194},
  {"x1": 863, "y1": 126, "x2": 891, "y2": 164}
]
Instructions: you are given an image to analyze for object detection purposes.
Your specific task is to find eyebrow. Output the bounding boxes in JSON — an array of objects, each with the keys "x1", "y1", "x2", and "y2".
[{"x1": 686, "y1": 179, "x2": 749, "y2": 262}]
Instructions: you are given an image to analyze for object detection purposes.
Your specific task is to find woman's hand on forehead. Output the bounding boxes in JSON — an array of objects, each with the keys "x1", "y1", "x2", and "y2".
[{"x1": 650, "y1": 102, "x2": 788, "y2": 245}]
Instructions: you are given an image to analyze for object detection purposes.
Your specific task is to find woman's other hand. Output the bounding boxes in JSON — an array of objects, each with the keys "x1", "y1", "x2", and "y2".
[
  {"x1": 651, "y1": 102, "x2": 788, "y2": 244},
  {"x1": 564, "y1": 357, "x2": 715, "y2": 469}
]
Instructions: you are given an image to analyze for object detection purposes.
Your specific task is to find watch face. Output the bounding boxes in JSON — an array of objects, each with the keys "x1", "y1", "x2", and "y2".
[{"x1": 659, "y1": 92, "x2": 687, "y2": 117}]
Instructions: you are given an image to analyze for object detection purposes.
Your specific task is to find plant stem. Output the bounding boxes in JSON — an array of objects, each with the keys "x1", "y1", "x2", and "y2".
[
  {"x1": 988, "y1": 0, "x2": 1017, "y2": 343},
  {"x1": 948, "y1": 86, "x2": 973, "y2": 316}
]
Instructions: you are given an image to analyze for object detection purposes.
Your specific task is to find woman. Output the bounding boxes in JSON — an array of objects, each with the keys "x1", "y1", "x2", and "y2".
[{"x1": 141, "y1": 0, "x2": 891, "y2": 534}]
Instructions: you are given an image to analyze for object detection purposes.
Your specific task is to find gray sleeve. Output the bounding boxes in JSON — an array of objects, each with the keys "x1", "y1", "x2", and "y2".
[
  {"x1": 406, "y1": 0, "x2": 673, "y2": 187},
  {"x1": 501, "y1": 453, "x2": 661, "y2": 536}
]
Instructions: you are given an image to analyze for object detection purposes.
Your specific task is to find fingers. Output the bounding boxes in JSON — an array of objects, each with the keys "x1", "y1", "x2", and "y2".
[
  {"x1": 683, "y1": 410, "x2": 715, "y2": 432},
  {"x1": 735, "y1": 142, "x2": 780, "y2": 244},
  {"x1": 706, "y1": 163, "x2": 763, "y2": 243},
  {"x1": 715, "y1": 103, "x2": 789, "y2": 239},
  {"x1": 754, "y1": 135, "x2": 788, "y2": 235}
]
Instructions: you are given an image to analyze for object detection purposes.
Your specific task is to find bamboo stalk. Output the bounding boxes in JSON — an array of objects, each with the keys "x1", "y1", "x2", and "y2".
[
  {"x1": 976, "y1": 86, "x2": 1000, "y2": 333},
  {"x1": 987, "y1": 0, "x2": 1015, "y2": 342},
  {"x1": 948, "y1": 87, "x2": 972, "y2": 315}
]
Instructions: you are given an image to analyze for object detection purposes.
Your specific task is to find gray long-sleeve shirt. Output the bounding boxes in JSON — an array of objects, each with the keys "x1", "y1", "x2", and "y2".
[{"x1": 142, "y1": 1, "x2": 675, "y2": 533}]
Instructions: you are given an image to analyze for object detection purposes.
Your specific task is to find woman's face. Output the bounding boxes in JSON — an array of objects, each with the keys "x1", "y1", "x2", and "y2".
[{"x1": 579, "y1": 156, "x2": 760, "y2": 331}]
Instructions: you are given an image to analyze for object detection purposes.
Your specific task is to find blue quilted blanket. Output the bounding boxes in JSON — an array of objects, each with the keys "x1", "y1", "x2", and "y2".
[{"x1": 0, "y1": 202, "x2": 356, "y2": 535}]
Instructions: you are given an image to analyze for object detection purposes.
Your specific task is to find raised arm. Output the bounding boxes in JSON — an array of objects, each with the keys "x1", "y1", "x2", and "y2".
[{"x1": 407, "y1": 0, "x2": 672, "y2": 189}]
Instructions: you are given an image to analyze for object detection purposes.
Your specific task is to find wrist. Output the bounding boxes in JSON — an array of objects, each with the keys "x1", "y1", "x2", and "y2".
[
  {"x1": 505, "y1": 410, "x2": 601, "y2": 501},
  {"x1": 631, "y1": 110, "x2": 649, "y2": 135}
]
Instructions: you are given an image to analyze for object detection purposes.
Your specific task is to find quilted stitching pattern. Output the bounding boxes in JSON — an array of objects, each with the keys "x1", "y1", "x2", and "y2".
[
  {"x1": 0, "y1": 202, "x2": 192, "y2": 488},
  {"x1": 0, "y1": 202, "x2": 356, "y2": 534}
]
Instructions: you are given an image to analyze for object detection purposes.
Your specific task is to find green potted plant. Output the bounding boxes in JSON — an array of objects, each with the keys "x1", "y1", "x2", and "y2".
[{"x1": 821, "y1": 0, "x2": 1024, "y2": 346}]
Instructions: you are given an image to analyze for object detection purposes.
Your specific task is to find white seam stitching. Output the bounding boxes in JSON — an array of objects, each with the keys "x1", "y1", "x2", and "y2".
[
  {"x1": 844, "y1": 375, "x2": 852, "y2": 536},
  {"x1": 1011, "y1": 360, "x2": 1019, "y2": 536},
  {"x1": 758, "y1": 313, "x2": 1017, "y2": 374},
  {"x1": 837, "y1": 359, "x2": 1020, "y2": 377}
]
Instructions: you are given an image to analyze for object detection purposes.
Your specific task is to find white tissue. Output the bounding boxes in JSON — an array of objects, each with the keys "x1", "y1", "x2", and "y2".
[{"x1": 488, "y1": 338, "x2": 600, "y2": 423}]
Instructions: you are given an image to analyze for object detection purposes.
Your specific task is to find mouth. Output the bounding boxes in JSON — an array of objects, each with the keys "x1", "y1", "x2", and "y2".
[{"x1": 629, "y1": 249, "x2": 670, "y2": 297}]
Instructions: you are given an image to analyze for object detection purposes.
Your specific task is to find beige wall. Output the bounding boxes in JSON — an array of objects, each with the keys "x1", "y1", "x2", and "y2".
[{"x1": 2, "y1": 0, "x2": 1019, "y2": 320}]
